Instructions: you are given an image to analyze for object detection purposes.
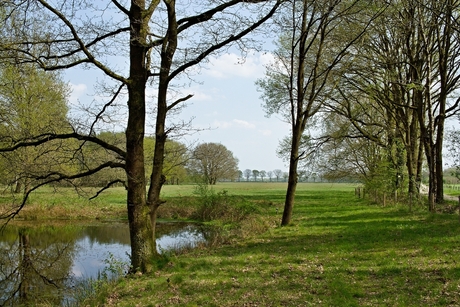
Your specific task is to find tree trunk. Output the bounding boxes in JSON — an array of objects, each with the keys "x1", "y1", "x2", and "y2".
[
  {"x1": 147, "y1": 0, "x2": 178, "y2": 248},
  {"x1": 281, "y1": 130, "x2": 301, "y2": 226},
  {"x1": 433, "y1": 0, "x2": 451, "y2": 204},
  {"x1": 415, "y1": 137, "x2": 424, "y2": 196},
  {"x1": 14, "y1": 180, "x2": 22, "y2": 194},
  {"x1": 125, "y1": 0, "x2": 156, "y2": 273},
  {"x1": 406, "y1": 107, "x2": 421, "y2": 197},
  {"x1": 435, "y1": 119, "x2": 445, "y2": 203}
]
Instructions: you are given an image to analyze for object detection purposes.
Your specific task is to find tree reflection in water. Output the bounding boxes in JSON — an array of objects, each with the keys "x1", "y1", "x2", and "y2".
[
  {"x1": 0, "y1": 222, "x2": 211, "y2": 306},
  {"x1": 0, "y1": 226, "x2": 76, "y2": 306}
]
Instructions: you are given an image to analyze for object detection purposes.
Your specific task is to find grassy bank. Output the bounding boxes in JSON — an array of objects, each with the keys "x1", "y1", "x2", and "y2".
[{"x1": 80, "y1": 183, "x2": 460, "y2": 307}]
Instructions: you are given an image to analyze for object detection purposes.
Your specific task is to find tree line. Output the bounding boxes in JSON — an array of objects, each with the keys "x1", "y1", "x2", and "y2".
[
  {"x1": 238, "y1": 169, "x2": 323, "y2": 182},
  {"x1": 256, "y1": 0, "x2": 460, "y2": 224}
]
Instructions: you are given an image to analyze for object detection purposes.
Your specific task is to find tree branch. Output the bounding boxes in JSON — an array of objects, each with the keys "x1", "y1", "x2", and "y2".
[
  {"x1": 167, "y1": 0, "x2": 283, "y2": 81},
  {"x1": 89, "y1": 179, "x2": 127, "y2": 200},
  {"x1": 35, "y1": 0, "x2": 128, "y2": 83},
  {"x1": 0, "y1": 161, "x2": 125, "y2": 223},
  {"x1": 167, "y1": 94, "x2": 194, "y2": 111},
  {"x1": 0, "y1": 132, "x2": 127, "y2": 160}
]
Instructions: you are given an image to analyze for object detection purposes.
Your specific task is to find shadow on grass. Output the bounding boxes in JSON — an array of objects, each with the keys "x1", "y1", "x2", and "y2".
[{"x1": 108, "y1": 187, "x2": 460, "y2": 306}]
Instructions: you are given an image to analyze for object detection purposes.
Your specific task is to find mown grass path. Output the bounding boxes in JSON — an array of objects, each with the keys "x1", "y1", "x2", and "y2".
[{"x1": 96, "y1": 183, "x2": 460, "y2": 306}]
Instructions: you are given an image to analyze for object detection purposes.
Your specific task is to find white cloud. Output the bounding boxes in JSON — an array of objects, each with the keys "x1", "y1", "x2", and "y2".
[
  {"x1": 205, "y1": 52, "x2": 275, "y2": 79},
  {"x1": 210, "y1": 119, "x2": 257, "y2": 130},
  {"x1": 191, "y1": 90, "x2": 213, "y2": 101},
  {"x1": 213, "y1": 120, "x2": 233, "y2": 129},
  {"x1": 188, "y1": 85, "x2": 222, "y2": 102},
  {"x1": 68, "y1": 83, "x2": 87, "y2": 105},
  {"x1": 233, "y1": 119, "x2": 256, "y2": 129},
  {"x1": 258, "y1": 129, "x2": 272, "y2": 136}
]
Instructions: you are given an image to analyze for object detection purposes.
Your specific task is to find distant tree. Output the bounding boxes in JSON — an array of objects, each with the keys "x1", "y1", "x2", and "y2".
[
  {"x1": 252, "y1": 170, "x2": 260, "y2": 181},
  {"x1": 447, "y1": 128, "x2": 460, "y2": 181},
  {"x1": 76, "y1": 131, "x2": 126, "y2": 187},
  {"x1": 312, "y1": 172, "x2": 317, "y2": 183},
  {"x1": 78, "y1": 133, "x2": 188, "y2": 187},
  {"x1": 298, "y1": 170, "x2": 307, "y2": 182},
  {"x1": 267, "y1": 170, "x2": 274, "y2": 182},
  {"x1": 283, "y1": 172, "x2": 289, "y2": 182},
  {"x1": 244, "y1": 169, "x2": 252, "y2": 182},
  {"x1": 273, "y1": 169, "x2": 282, "y2": 182},
  {"x1": 145, "y1": 138, "x2": 189, "y2": 185},
  {"x1": 237, "y1": 170, "x2": 243, "y2": 182},
  {"x1": 164, "y1": 141, "x2": 189, "y2": 185},
  {"x1": 188, "y1": 143, "x2": 239, "y2": 185},
  {"x1": 0, "y1": 64, "x2": 72, "y2": 193},
  {"x1": 260, "y1": 170, "x2": 266, "y2": 182}
]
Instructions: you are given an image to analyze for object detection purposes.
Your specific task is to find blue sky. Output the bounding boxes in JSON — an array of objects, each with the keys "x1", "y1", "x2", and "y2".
[{"x1": 66, "y1": 51, "x2": 290, "y2": 173}]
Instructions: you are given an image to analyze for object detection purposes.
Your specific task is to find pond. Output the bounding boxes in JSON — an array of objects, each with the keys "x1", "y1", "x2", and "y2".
[{"x1": 0, "y1": 221, "x2": 210, "y2": 306}]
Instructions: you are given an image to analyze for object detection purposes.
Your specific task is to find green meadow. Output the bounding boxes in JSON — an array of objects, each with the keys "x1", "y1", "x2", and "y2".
[{"x1": 72, "y1": 182, "x2": 460, "y2": 307}]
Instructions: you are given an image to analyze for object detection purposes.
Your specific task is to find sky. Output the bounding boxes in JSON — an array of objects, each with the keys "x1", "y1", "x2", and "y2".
[{"x1": 66, "y1": 51, "x2": 291, "y2": 173}]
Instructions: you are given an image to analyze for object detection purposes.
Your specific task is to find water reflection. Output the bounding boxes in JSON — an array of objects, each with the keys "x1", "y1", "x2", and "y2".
[
  {"x1": 0, "y1": 221, "x2": 208, "y2": 306},
  {"x1": 0, "y1": 225, "x2": 76, "y2": 306}
]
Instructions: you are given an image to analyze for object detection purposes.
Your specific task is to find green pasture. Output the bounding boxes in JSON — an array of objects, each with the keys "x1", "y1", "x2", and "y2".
[
  {"x1": 445, "y1": 184, "x2": 460, "y2": 197},
  {"x1": 1, "y1": 182, "x2": 357, "y2": 221},
  {"x1": 76, "y1": 182, "x2": 460, "y2": 307}
]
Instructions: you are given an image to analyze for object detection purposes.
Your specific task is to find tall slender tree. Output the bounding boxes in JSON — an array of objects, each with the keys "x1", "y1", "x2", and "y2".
[{"x1": 257, "y1": 0, "x2": 378, "y2": 225}]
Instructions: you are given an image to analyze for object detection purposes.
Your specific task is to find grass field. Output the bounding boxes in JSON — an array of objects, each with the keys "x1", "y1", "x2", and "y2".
[
  {"x1": 76, "y1": 182, "x2": 460, "y2": 307},
  {"x1": 2, "y1": 182, "x2": 354, "y2": 221}
]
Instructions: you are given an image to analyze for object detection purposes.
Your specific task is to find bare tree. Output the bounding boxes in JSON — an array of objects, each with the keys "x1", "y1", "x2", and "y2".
[
  {"x1": 267, "y1": 170, "x2": 273, "y2": 181},
  {"x1": 252, "y1": 169, "x2": 260, "y2": 181},
  {"x1": 243, "y1": 169, "x2": 252, "y2": 182},
  {"x1": 273, "y1": 169, "x2": 282, "y2": 182},
  {"x1": 259, "y1": 170, "x2": 266, "y2": 182},
  {"x1": 0, "y1": 0, "x2": 284, "y2": 273}
]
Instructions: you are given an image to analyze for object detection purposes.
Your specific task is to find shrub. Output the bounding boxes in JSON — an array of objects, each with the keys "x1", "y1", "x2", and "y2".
[{"x1": 192, "y1": 184, "x2": 259, "y2": 223}]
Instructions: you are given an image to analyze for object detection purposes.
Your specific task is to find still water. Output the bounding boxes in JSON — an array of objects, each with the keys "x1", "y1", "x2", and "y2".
[{"x1": 0, "y1": 221, "x2": 209, "y2": 306}]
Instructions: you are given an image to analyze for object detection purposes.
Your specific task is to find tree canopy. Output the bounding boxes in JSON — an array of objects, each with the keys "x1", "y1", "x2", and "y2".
[
  {"x1": 0, "y1": 63, "x2": 72, "y2": 193},
  {"x1": 188, "y1": 142, "x2": 239, "y2": 185}
]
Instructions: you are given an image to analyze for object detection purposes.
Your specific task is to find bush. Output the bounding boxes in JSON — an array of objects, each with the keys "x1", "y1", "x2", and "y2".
[{"x1": 192, "y1": 184, "x2": 259, "y2": 223}]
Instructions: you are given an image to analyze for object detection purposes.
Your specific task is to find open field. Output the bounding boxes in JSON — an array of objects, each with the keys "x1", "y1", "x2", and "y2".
[
  {"x1": 78, "y1": 183, "x2": 460, "y2": 307},
  {"x1": 0, "y1": 182, "x2": 356, "y2": 221}
]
